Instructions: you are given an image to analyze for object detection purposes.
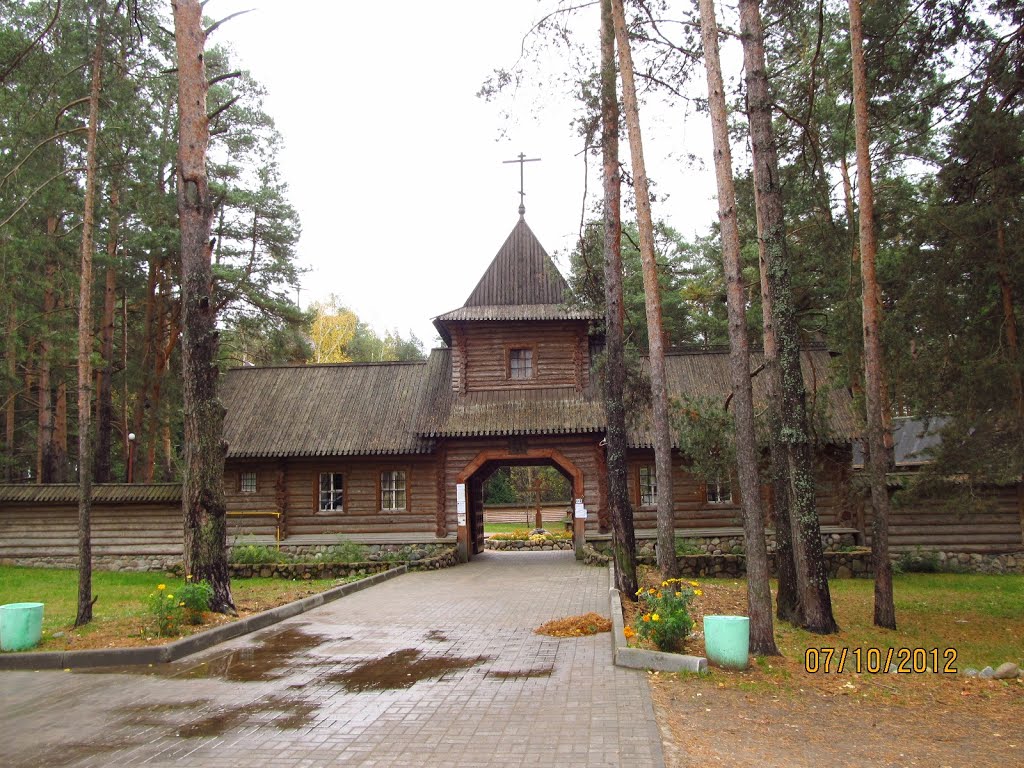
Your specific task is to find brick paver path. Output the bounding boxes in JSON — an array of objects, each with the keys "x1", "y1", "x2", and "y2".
[{"x1": 0, "y1": 551, "x2": 665, "y2": 767}]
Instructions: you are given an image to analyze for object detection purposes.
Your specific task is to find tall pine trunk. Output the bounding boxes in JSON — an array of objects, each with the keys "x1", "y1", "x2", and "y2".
[
  {"x1": 601, "y1": 0, "x2": 637, "y2": 598},
  {"x1": 174, "y1": 0, "x2": 234, "y2": 614},
  {"x1": 95, "y1": 184, "x2": 119, "y2": 483},
  {"x1": 849, "y1": 0, "x2": 895, "y2": 629},
  {"x1": 739, "y1": 0, "x2": 837, "y2": 634},
  {"x1": 75, "y1": 19, "x2": 104, "y2": 628},
  {"x1": 610, "y1": 0, "x2": 678, "y2": 578},
  {"x1": 38, "y1": 227, "x2": 58, "y2": 483},
  {"x1": 994, "y1": 221, "x2": 1024, "y2": 542},
  {"x1": 698, "y1": 0, "x2": 779, "y2": 655}
]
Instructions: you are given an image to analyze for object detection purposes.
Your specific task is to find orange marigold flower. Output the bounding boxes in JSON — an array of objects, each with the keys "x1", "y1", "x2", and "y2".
[
  {"x1": 642, "y1": 613, "x2": 651, "y2": 622},
  {"x1": 623, "y1": 626, "x2": 636, "y2": 639}
]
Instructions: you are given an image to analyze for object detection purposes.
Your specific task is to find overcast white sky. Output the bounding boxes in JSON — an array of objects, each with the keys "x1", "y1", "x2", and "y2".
[{"x1": 213, "y1": 0, "x2": 724, "y2": 346}]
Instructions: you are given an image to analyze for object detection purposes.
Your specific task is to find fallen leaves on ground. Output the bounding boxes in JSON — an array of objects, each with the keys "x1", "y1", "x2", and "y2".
[{"x1": 535, "y1": 612, "x2": 612, "y2": 637}]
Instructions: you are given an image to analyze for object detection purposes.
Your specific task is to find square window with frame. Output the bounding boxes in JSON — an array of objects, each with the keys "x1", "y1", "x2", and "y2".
[
  {"x1": 639, "y1": 465, "x2": 657, "y2": 507},
  {"x1": 319, "y1": 472, "x2": 344, "y2": 512},
  {"x1": 381, "y1": 470, "x2": 407, "y2": 511},
  {"x1": 706, "y1": 476, "x2": 733, "y2": 505},
  {"x1": 508, "y1": 347, "x2": 534, "y2": 380},
  {"x1": 239, "y1": 471, "x2": 257, "y2": 494}
]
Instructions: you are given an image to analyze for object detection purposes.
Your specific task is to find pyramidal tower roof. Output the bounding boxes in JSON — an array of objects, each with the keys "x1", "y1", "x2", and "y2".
[
  {"x1": 432, "y1": 218, "x2": 600, "y2": 343},
  {"x1": 464, "y1": 217, "x2": 568, "y2": 306}
]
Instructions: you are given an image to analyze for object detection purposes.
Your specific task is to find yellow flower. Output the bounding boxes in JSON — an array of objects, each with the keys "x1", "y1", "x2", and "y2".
[
  {"x1": 635, "y1": 588, "x2": 644, "y2": 596},
  {"x1": 167, "y1": 594, "x2": 174, "y2": 600},
  {"x1": 694, "y1": 589, "x2": 703, "y2": 596},
  {"x1": 186, "y1": 574, "x2": 193, "y2": 581},
  {"x1": 661, "y1": 581, "x2": 669, "y2": 587},
  {"x1": 179, "y1": 602, "x2": 186, "y2": 607},
  {"x1": 157, "y1": 584, "x2": 166, "y2": 590},
  {"x1": 647, "y1": 588, "x2": 657, "y2": 595},
  {"x1": 651, "y1": 613, "x2": 661, "y2": 622},
  {"x1": 689, "y1": 581, "x2": 699, "y2": 587},
  {"x1": 674, "y1": 591, "x2": 683, "y2": 598},
  {"x1": 642, "y1": 613, "x2": 651, "y2": 622}
]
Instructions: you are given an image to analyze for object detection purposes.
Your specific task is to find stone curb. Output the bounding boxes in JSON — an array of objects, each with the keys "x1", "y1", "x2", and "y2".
[
  {"x1": 0, "y1": 565, "x2": 407, "y2": 671},
  {"x1": 608, "y1": 563, "x2": 708, "y2": 674}
]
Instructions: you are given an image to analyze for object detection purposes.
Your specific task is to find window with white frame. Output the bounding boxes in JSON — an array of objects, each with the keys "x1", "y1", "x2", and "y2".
[
  {"x1": 706, "y1": 476, "x2": 733, "y2": 504},
  {"x1": 639, "y1": 465, "x2": 657, "y2": 507},
  {"x1": 319, "y1": 472, "x2": 344, "y2": 511},
  {"x1": 240, "y1": 471, "x2": 257, "y2": 494},
  {"x1": 508, "y1": 348, "x2": 534, "y2": 379},
  {"x1": 381, "y1": 470, "x2": 407, "y2": 511}
]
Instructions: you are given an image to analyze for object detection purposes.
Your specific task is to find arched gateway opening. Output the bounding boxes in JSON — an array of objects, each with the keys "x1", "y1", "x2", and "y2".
[{"x1": 455, "y1": 449, "x2": 586, "y2": 561}]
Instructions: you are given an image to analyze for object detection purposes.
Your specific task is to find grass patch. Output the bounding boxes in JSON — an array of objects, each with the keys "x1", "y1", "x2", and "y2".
[
  {"x1": 0, "y1": 565, "x2": 351, "y2": 653},
  {"x1": 484, "y1": 521, "x2": 568, "y2": 534}
]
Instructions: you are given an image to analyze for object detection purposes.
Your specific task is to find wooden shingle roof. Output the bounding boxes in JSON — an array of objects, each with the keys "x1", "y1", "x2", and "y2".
[
  {"x1": 0, "y1": 484, "x2": 182, "y2": 503},
  {"x1": 415, "y1": 349, "x2": 606, "y2": 437},
  {"x1": 222, "y1": 362, "x2": 434, "y2": 458},
  {"x1": 626, "y1": 348, "x2": 859, "y2": 447},
  {"x1": 432, "y1": 218, "x2": 599, "y2": 343},
  {"x1": 220, "y1": 348, "x2": 856, "y2": 457},
  {"x1": 465, "y1": 217, "x2": 569, "y2": 306}
]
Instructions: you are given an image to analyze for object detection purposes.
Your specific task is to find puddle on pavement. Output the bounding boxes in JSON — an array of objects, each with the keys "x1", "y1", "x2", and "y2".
[
  {"x1": 176, "y1": 627, "x2": 338, "y2": 681},
  {"x1": 486, "y1": 666, "x2": 554, "y2": 680},
  {"x1": 80, "y1": 626, "x2": 339, "y2": 682},
  {"x1": 425, "y1": 629, "x2": 450, "y2": 642},
  {"x1": 326, "y1": 648, "x2": 491, "y2": 692},
  {"x1": 176, "y1": 695, "x2": 316, "y2": 738},
  {"x1": 8, "y1": 739, "x2": 137, "y2": 768}
]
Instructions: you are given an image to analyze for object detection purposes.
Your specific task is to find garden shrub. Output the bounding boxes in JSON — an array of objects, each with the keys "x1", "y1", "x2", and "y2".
[
  {"x1": 318, "y1": 538, "x2": 366, "y2": 563},
  {"x1": 230, "y1": 542, "x2": 292, "y2": 564},
  {"x1": 179, "y1": 576, "x2": 213, "y2": 624},
  {"x1": 627, "y1": 578, "x2": 698, "y2": 652},
  {"x1": 146, "y1": 583, "x2": 183, "y2": 636}
]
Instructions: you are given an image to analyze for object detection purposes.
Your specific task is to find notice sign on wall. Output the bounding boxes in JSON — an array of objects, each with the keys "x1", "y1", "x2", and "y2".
[
  {"x1": 574, "y1": 498, "x2": 587, "y2": 519},
  {"x1": 456, "y1": 483, "x2": 467, "y2": 527}
]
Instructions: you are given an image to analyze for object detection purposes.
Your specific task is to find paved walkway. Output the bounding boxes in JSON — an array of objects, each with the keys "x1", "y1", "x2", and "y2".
[{"x1": 0, "y1": 552, "x2": 665, "y2": 767}]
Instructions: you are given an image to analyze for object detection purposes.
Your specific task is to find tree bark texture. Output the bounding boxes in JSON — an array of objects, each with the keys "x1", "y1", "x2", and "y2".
[
  {"x1": 739, "y1": 0, "x2": 837, "y2": 633},
  {"x1": 174, "y1": 0, "x2": 235, "y2": 614},
  {"x1": 849, "y1": 0, "x2": 896, "y2": 629},
  {"x1": 994, "y1": 221, "x2": 1024, "y2": 542},
  {"x1": 75, "y1": 24, "x2": 104, "y2": 628},
  {"x1": 94, "y1": 184, "x2": 119, "y2": 483},
  {"x1": 5, "y1": 311, "x2": 16, "y2": 481},
  {"x1": 38, "y1": 229, "x2": 58, "y2": 483},
  {"x1": 698, "y1": 0, "x2": 779, "y2": 655},
  {"x1": 601, "y1": 0, "x2": 638, "y2": 599},
  {"x1": 610, "y1": 0, "x2": 678, "y2": 579}
]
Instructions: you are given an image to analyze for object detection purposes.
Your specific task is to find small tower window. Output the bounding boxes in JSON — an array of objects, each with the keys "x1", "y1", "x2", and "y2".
[{"x1": 508, "y1": 348, "x2": 534, "y2": 379}]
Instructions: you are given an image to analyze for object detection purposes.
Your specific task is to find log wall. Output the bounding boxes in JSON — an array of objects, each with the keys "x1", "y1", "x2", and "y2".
[
  {"x1": 452, "y1": 321, "x2": 590, "y2": 392},
  {"x1": 863, "y1": 484, "x2": 1023, "y2": 553}
]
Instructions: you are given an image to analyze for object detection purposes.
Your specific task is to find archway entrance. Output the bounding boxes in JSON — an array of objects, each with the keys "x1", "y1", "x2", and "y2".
[{"x1": 455, "y1": 448, "x2": 585, "y2": 561}]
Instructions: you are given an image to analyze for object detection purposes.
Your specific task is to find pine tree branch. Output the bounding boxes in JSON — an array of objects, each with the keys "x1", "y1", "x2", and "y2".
[
  {"x1": 0, "y1": 127, "x2": 88, "y2": 189},
  {"x1": 205, "y1": 10, "x2": 253, "y2": 38},
  {"x1": 0, "y1": 0, "x2": 62, "y2": 84},
  {"x1": 0, "y1": 166, "x2": 87, "y2": 228}
]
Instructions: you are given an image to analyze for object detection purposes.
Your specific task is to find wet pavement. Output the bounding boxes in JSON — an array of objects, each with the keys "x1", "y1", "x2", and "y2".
[{"x1": 0, "y1": 551, "x2": 665, "y2": 767}]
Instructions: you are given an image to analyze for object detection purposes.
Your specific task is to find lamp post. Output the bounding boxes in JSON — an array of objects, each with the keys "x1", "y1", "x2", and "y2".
[{"x1": 127, "y1": 432, "x2": 136, "y2": 483}]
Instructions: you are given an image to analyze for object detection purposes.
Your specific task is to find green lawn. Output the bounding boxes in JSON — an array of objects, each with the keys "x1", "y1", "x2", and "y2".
[
  {"x1": 484, "y1": 521, "x2": 571, "y2": 534},
  {"x1": 0, "y1": 566, "x2": 342, "y2": 651}
]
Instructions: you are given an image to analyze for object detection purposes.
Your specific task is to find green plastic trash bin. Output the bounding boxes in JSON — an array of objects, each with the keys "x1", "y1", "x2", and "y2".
[
  {"x1": 0, "y1": 602, "x2": 44, "y2": 652},
  {"x1": 703, "y1": 614, "x2": 750, "y2": 670}
]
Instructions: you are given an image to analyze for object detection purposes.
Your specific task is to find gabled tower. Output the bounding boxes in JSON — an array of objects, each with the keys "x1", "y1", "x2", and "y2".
[{"x1": 432, "y1": 218, "x2": 600, "y2": 395}]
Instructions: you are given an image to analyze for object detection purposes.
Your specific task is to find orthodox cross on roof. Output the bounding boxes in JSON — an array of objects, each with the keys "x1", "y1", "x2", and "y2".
[{"x1": 502, "y1": 152, "x2": 541, "y2": 218}]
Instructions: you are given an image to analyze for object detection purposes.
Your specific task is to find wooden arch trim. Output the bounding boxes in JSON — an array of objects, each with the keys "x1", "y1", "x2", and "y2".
[{"x1": 455, "y1": 447, "x2": 585, "y2": 499}]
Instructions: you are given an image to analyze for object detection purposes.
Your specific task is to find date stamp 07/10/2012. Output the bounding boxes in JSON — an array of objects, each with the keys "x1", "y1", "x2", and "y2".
[{"x1": 804, "y1": 647, "x2": 958, "y2": 674}]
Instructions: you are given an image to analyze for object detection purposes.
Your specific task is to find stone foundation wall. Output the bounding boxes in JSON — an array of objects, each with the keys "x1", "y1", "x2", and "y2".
[
  {"x1": 587, "y1": 541, "x2": 1024, "y2": 577},
  {"x1": 228, "y1": 561, "x2": 393, "y2": 580},
  {"x1": 484, "y1": 538, "x2": 574, "y2": 552},
  {"x1": 663, "y1": 531, "x2": 857, "y2": 557},
  {"x1": 0, "y1": 554, "x2": 179, "y2": 572}
]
